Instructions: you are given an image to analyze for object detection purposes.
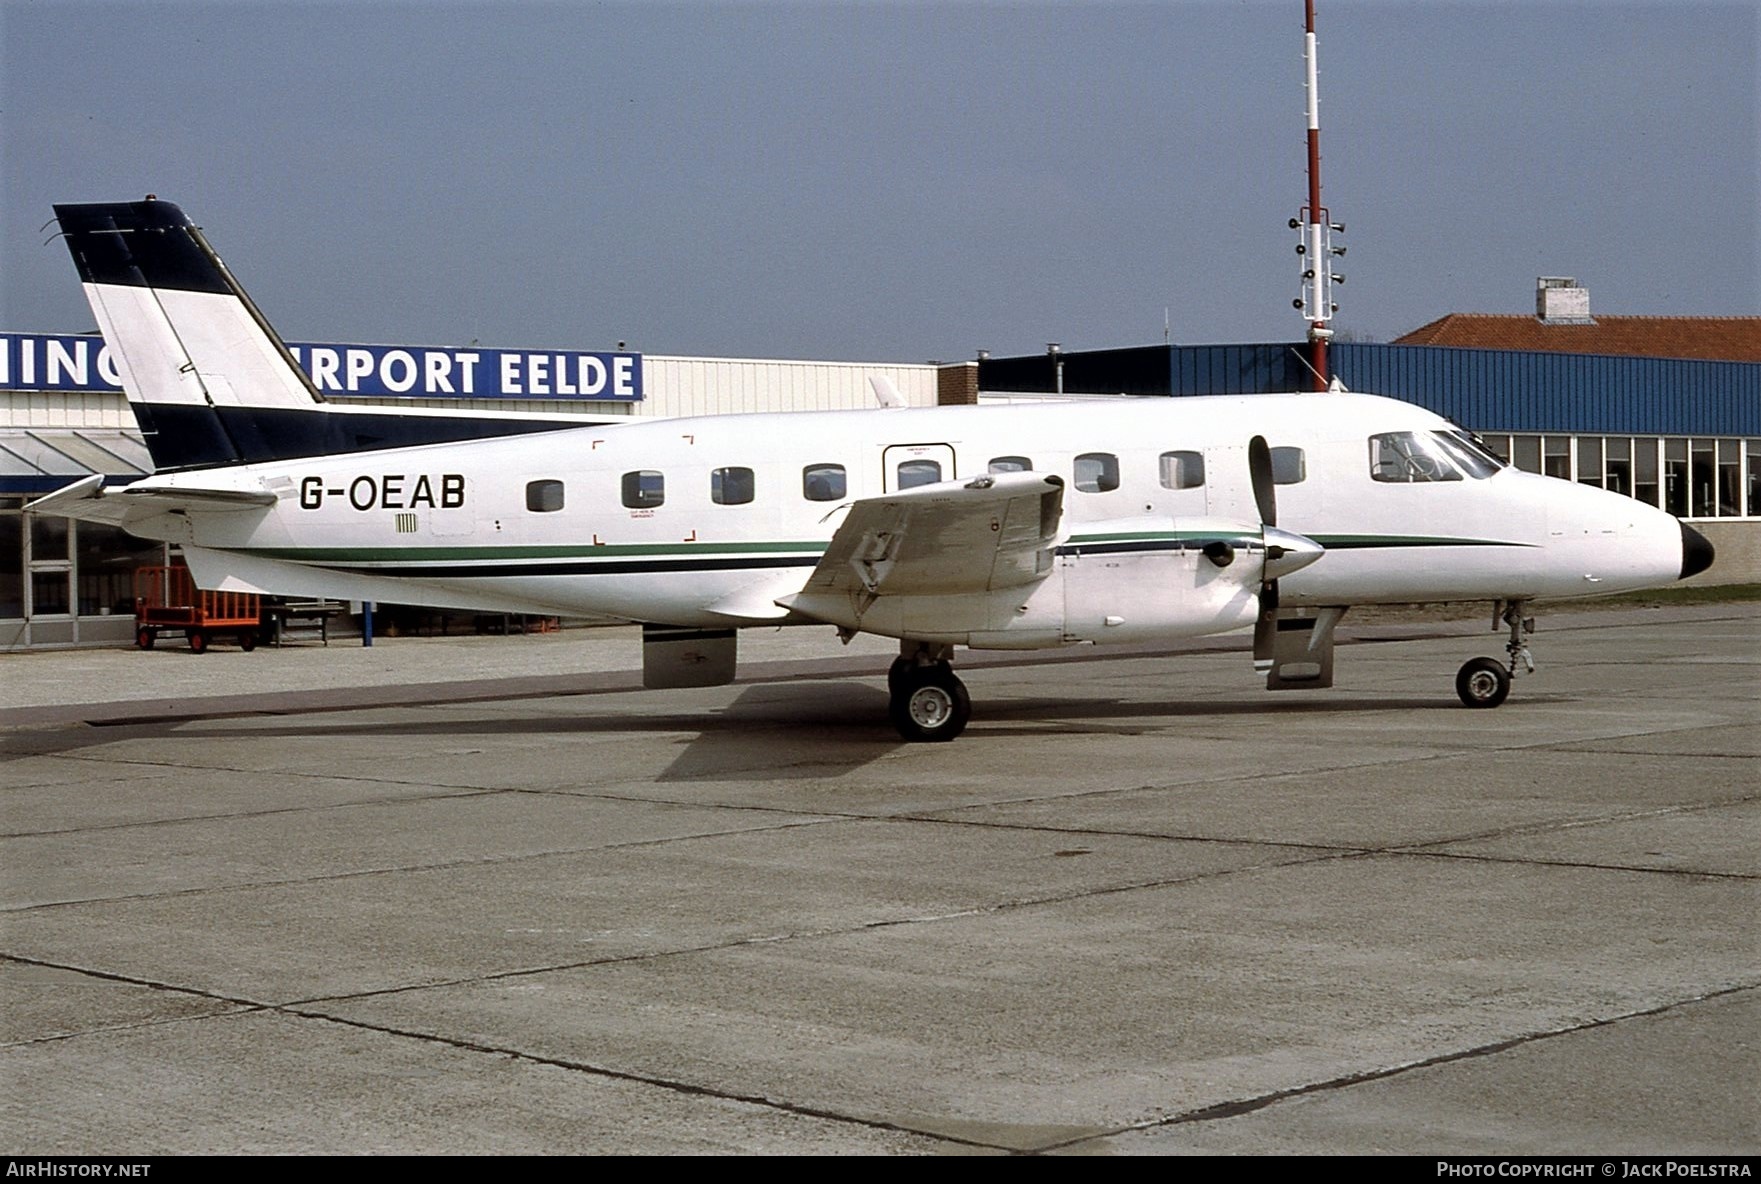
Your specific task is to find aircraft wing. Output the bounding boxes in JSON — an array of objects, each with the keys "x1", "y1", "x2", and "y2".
[
  {"x1": 793, "y1": 471, "x2": 1064, "y2": 600},
  {"x1": 25, "y1": 474, "x2": 277, "y2": 527}
]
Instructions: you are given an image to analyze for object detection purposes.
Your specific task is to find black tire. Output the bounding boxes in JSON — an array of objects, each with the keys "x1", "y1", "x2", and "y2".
[
  {"x1": 887, "y1": 656, "x2": 914, "y2": 700},
  {"x1": 1456, "y1": 657, "x2": 1510, "y2": 708},
  {"x1": 238, "y1": 631, "x2": 257, "y2": 653},
  {"x1": 136, "y1": 627, "x2": 155, "y2": 650},
  {"x1": 187, "y1": 629, "x2": 208, "y2": 655},
  {"x1": 889, "y1": 665, "x2": 971, "y2": 742}
]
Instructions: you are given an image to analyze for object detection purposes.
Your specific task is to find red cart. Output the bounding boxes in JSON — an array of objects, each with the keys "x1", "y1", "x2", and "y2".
[{"x1": 133, "y1": 565, "x2": 261, "y2": 654}]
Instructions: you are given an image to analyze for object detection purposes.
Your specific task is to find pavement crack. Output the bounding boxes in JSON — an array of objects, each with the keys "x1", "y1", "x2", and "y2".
[
  {"x1": 280, "y1": 845, "x2": 1358, "y2": 1012},
  {"x1": 0, "y1": 814, "x2": 849, "y2": 914},
  {"x1": 1391, "y1": 848, "x2": 1756, "y2": 881},
  {"x1": 265, "y1": 1005, "x2": 1008, "y2": 1151},
  {"x1": 1034, "y1": 982, "x2": 1761, "y2": 1152},
  {"x1": 0, "y1": 787, "x2": 510, "y2": 839}
]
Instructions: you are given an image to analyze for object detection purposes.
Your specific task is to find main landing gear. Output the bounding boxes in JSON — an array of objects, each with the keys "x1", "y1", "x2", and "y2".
[
  {"x1": 887, "y1": 642, "x2": 971, "y2": 742},
  {"x1": 1456, "y1": 600, "x2": 1534, "y2": 709}
]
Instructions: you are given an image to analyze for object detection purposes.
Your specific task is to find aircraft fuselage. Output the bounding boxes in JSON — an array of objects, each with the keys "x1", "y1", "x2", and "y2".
[{"x1": 117, "y1": 392, "x2": 1692, "y2": 641}]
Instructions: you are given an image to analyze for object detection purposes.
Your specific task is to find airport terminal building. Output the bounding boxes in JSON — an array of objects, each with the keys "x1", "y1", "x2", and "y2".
[{"x1": 4, "y1": 280, "x2": 1757, "y2": 650}]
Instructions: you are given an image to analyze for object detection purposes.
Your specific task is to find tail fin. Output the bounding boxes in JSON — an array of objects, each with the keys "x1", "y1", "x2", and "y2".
[
  {"x1": 54, "y1": 199, "x2": 591, "y2": 472},
  {"x1": 54, "y1": 199, "x2": 325, "y2": 471}
]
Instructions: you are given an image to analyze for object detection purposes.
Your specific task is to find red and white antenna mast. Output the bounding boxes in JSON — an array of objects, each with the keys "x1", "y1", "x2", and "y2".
[{"x1": 1292, "y1": 0, "x2": 1343, "y2": 389}]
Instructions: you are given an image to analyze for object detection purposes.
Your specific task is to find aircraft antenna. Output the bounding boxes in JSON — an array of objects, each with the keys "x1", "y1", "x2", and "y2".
[{"x1": 1290, "y1": 0, "x2": 1344, "y2": 390}]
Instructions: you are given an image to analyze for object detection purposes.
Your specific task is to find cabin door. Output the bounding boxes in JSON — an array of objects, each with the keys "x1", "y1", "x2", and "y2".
[{"x1": 883, "y1": 443, "x2": 956, "y2": 493}]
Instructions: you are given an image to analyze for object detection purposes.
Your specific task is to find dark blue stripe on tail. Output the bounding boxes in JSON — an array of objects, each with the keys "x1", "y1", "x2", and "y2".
[
  {"x1": 136, "y1": 404, "x2": 594, "y2": 471},
  {"x1": 52, "y1": 200, "x2": 228, "y2": 293}
]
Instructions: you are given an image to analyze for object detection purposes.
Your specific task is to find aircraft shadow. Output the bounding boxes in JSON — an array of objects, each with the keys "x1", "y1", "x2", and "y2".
[{"x1": 1, "y1": 679, "x2": 1563, "y2": 778}]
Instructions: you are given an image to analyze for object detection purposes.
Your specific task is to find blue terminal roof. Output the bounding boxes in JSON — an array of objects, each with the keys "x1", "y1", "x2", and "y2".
[{"x1": 978, "y1": 342, "x2": 1761, "y2": 437}]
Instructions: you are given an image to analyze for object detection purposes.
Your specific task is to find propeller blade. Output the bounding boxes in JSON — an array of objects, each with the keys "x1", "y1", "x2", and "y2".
[
  {"x1": 1253, "y1": 579, "x2": 1279, "y2": 671},
  {"x1": 1248, "y1": 435, "x2": 1276, "y2": 529}
]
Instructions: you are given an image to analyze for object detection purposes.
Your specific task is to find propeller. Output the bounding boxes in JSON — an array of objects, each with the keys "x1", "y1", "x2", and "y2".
[
  {"x1": 1249, "y1": 435, "x2": 1277, "y2": 529},
  {"x1": 1196, "y1": 437, "x2": 1323, "y2": 675},
  {"x1": 1249, "y1": 437, "x2": 1279, "y2": 672},
  {"x1": 1246, "y1": 437, "x2": 1325, "y2": 673}
]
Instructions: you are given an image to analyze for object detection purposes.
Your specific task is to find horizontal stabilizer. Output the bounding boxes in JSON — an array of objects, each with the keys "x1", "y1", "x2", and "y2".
[{"x1": 26, "y1": 475, "x2": 276, "y2": 527}]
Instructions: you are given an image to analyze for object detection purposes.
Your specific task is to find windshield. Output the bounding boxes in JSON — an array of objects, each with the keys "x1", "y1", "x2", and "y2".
[
  {"x1": 1441, "y1": 429, "x2": 1506, "y2": 476},
  {"x1": 1370, "y1": 430, "x2": 1502, "y2": 482}
]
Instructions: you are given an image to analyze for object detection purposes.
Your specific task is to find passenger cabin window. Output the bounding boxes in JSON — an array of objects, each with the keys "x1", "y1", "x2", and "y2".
[
  {"x1": 802, "y1": 463, "x2": 846, "y2": 502},
  {"x1": 1074, "y1": 452, "x2": 1120, "y2": 493},
  {"x1": 1158, "y1": 450, "x2": 1204, "y2": 490},
  {"x1": 621, "y1": 470, "x2": 665, "y2": 509},
  {"x1": 989, "y1": 456, "x2": 1032, "y2": 473},
  {"x1": 896, "y1": 459, "x2": 942, "y2": 489},
  {"x1": 711, "y1": 466, "x2": 755, "y2": 505},
  {"x1": 1270, "y1": 447, "x2": 1306, "y2": 485},
  {"x1": 525, "y1": 479, "x2": 565, "y2": 513}
]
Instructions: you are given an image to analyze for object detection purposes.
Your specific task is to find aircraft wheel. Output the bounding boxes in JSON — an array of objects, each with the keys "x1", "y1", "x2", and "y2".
[
  {"x1": 1456, "y1": 657, "x2": 1510, "y2": 708},
  {"x1": 187, "y1": 629, "x2": 208, "y2": 655},
  {"x1": 890, "y1": 666, "x2": 971, "y2": 743},
  {"x1": 887, "y1": 656, "x2": 913, "y2": 699},
  {"x1": 136, "y1": 627, "x2": 155, "y2": 650},
  {"x1": 888, "y1": 656, "x2": 951, "y2": 699},
  {"x1": 238, "y1": 631, "x2": 257, "y2": 653}
]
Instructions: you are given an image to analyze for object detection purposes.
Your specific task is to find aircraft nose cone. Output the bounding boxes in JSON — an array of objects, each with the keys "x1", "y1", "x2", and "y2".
[{"x1": 1680, "y1": 522, "x2": 1715, "y2": 580}]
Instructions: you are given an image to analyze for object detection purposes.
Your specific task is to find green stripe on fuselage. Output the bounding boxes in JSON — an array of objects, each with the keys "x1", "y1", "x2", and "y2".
[
  {"x1": 1309, "y1": 534, "x2": 1537, "y2": 549},
  {"x1": 238, "y1": 539, "x2": 830, "y2": 563},
  {"x1": 234, "y1": 531, "x2": 1532, "y2": 568}
]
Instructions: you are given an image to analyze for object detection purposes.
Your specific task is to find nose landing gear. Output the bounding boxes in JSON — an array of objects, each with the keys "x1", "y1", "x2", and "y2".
[{"x1": 1456, "y1": 600, "x2": 1533, "y2": 708}]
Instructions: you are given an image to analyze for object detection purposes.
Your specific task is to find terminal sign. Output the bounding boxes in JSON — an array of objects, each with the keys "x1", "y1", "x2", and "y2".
[{"x1": 0, "y1": 333, "x2": 643, "y2": 402}]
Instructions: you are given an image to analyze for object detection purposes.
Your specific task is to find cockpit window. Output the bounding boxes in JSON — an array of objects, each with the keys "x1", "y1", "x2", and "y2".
[
  {"x1": 1440, "y1": 430, "x2": 1506, "y2": 476},
  {"x1": 1371, "y1": 431, "x2": 1503, "y2": 483}
]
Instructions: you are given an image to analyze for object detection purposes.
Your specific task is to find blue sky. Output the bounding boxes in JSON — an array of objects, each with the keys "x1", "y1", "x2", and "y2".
[{"x1": 3, "y1": 1, "x2": 1755, "y2": 361}]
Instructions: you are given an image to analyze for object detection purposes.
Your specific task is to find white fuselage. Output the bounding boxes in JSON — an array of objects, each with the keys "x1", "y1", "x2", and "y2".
[{"x1": 129, "y1": 392, "x2": 1686, "y2": 645}]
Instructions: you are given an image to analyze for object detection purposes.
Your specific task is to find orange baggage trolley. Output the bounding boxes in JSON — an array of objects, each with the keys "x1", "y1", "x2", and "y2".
[{"x1": 132, "y1": 565, "x2": 261, "y2": 654}]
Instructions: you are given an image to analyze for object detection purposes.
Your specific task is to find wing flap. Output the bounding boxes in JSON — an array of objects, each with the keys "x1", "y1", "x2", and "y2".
[{"x1": 799, "y1": 472, "x2": 1064, "y2": 599}]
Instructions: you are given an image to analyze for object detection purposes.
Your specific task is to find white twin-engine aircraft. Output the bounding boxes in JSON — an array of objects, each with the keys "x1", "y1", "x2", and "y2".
[{"x1": 33, "y1": 199, "x2": 1714, "y2": 740}]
